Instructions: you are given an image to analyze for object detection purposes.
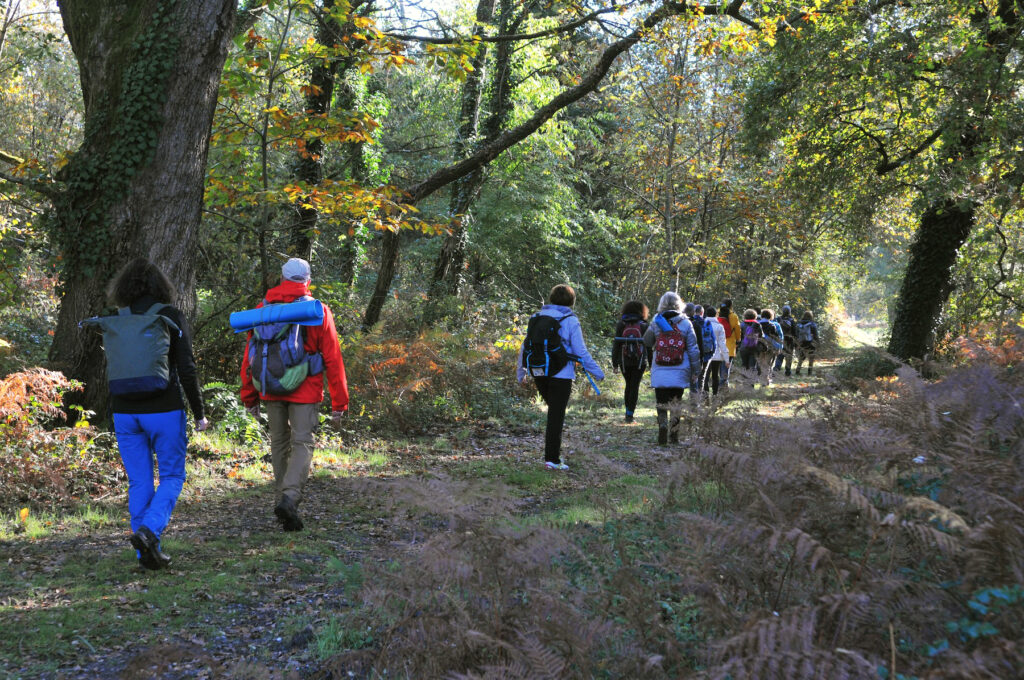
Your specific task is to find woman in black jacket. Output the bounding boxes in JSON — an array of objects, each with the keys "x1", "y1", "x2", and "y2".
[
  {"x1": 105, "y1": 258, "x2": 209, "y2": 570},
  {"x1": 612, "y1": 300, "x2": 651, "y2": 423}
]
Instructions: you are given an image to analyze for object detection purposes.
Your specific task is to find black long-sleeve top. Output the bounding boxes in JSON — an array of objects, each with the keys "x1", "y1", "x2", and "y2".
[
  {"x1": 612, "y1": 315, "x2": 652, "y2": 370},
  {"x1": 108, "y1": 295, "x2": 205, "y2": 420}
]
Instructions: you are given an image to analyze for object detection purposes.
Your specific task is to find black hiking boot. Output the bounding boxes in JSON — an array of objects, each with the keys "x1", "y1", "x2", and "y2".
[
  {"x1": 624, "y1": 414, "x2": 634, "y2": 424},
  {"x1": 275, "y1": 494, "x2": 304, "y2": 532},
  {"x1": 657, "y1": 425, "x2": 668, "y2": 445},
  {"x1": 131, "y1": 526, "x2": 170, "y2": 570},
  {"x1": 669, "y1": 423, "x2": 679, "y2": 444}
]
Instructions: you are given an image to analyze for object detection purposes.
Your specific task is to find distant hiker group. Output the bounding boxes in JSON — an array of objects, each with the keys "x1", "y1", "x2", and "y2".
[
  {"x1": 85, "y1": 257, "x2": 347, "y2": 571},
  {"x1": 520, "y1": 286, "x2": 820, "y2": 463}
]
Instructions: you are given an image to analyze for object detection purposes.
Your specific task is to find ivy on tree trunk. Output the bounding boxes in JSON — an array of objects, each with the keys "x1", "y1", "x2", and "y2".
[{"x1": 48, "y1": 0, "x2": 238, "y2": 415}]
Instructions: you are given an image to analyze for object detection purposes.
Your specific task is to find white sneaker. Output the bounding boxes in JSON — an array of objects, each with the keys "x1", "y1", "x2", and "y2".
[{"x1": 544, "y1": 461, "x2": 569, "y2": 471}]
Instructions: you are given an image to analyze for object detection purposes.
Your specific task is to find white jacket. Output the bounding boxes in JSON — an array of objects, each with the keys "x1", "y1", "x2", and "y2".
[{"x1": 711, "y1": 318, "x2": 729, "y2": 363}]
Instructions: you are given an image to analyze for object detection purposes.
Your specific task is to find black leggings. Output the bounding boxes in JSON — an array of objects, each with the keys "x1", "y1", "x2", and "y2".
[
  {"x1": 702, "y1": 360, "x2": 721, "y2": 395},
  {"x1": 622, "y1": 368, "x2": 644, "y2": 414},
  {"x1": 534, "y1": 377, "x2": 573, "y2": 464}
]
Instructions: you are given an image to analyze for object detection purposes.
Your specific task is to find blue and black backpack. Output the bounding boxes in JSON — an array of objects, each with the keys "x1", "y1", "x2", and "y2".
[
  {"x1": 522, "y1": 312, "x2": 573, "y2": 378},
  {"x1": 247, "y1": 296, "x2": 325, "y2": 396},
  {"x1": 700, "y1": 317, "x2": 717, "y2": 358}
]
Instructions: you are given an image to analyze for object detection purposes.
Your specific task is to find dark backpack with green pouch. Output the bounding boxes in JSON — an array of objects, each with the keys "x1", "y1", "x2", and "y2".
[{"x1": 247, "y1": 297, "x2": 325, "y2": 396}]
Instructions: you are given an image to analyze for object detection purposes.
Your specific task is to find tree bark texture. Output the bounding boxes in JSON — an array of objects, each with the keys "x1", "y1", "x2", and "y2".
[
  {"x1": 887, "y1": 200, "x2": 974, "y2": 360},
  {"x1": 50, "y1": 0, "x2": 238, "y2": 413},
  {"x1": 291, "y1": 0, "x2": 343, "y2": 260},
  {"x1": 429, "y1": 0, "x2": 495, "y2": 298},
  {"x1": 362, "y1": 229, "x2": 400, "y2": 330}
]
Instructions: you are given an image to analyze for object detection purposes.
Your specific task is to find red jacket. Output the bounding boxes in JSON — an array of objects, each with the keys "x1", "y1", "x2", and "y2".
[{"x1": 240, "y1": 280, "x2": 349, "y2": 411}]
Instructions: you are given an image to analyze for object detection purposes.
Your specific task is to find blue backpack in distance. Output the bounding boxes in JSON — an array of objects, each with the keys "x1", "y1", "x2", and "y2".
[{"x1": 700, "y1": 317, "x2": 717, "y2": 358}]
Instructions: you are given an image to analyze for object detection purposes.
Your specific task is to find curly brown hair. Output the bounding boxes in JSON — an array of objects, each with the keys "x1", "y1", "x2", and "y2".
[
  {"x1": 107, "y1": 257, "x2": 175, "y2": 307},
  {"x1": 620, "y1": 300, "x2": 649, "y2": 319}
]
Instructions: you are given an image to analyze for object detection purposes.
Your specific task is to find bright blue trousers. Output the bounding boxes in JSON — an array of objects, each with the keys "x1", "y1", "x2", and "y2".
[{"x1": 113, "y1": 410, "x2": 187, "y2": 541}]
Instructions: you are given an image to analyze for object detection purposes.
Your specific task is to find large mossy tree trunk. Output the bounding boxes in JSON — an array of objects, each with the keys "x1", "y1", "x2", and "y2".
[
  {"x1": 48, "y1": 0, "x2": 238, "y2": 414},
  {"x1": 887, "y1": 200, "x2": 974, "y2": 360}
]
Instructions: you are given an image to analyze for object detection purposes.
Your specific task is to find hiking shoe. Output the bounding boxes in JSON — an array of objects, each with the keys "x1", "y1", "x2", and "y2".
[
  {"x1": 624, "y1": 414, "x2": 634, "y2": 424},
  {"x1": 130, "y1": 526, "x2": 169, "y2": 570},
  {"x1": 138, "y1": 548, "x2": 171, "y2": 571},
  {"x1": 274, "y1": 495, "x2": 304, "y2": 532},
  {"x1": 657, "y1": 425, "x2": 668, "y2": 445},
  {"x1": 544, "y1": 461, "x2": 569, "y2": 471}
]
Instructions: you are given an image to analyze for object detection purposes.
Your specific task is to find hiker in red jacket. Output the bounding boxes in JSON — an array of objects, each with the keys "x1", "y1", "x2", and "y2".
[{"x1": 240, "y1": 258, "x2": 349, "y2": 531}]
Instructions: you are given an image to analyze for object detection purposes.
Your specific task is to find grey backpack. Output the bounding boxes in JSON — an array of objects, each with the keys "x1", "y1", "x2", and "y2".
[{"x1": 81, "y1": 304, "x2": 181, "y2": 398}]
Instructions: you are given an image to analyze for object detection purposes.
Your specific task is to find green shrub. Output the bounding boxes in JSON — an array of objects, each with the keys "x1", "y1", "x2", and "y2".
[{"x1": 833, "y1": 347, "x2": 899, "y2": 387}]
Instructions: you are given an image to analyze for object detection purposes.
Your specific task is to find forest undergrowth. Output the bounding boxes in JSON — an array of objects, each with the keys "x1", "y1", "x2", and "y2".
[{"x1": 2, "y1": 327, "x2": 1023, "y2": 679}]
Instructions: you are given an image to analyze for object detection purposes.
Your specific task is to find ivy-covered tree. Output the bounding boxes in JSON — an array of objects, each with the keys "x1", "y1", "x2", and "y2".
[
  {"x1": 743, "y1": 0, "x2": 1024, "y2": 359},
  {"x1": 43, "y1": 0, "x2": 254, "y2": 411}
]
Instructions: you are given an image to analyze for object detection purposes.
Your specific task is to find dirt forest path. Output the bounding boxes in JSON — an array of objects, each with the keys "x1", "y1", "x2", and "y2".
[{"x1": 1, "y1": 356, "x2": 839, "y2": 680}]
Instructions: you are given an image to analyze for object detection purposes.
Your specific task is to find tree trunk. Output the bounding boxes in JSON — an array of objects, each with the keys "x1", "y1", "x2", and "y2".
[
  {"x1": 49, "y1": 0, "x2": 237, "y2": 414},
  {"x1": 291, "y1": 0, "x2": 362, "y2": 260},
  {"x1": 887, "y1": 200, "x2": 974, "y2": 360},
  {"x1": 362, "y1": 229, "x2": 400, "y2": 330},
  {"x1": 429, "y1": 0, "x2": 494, "y2": 298}
]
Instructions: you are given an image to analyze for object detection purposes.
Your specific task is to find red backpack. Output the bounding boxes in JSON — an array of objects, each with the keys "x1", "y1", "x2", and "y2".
[
  {"x1": 620, "y1": 321, "x2": 646, "y2": 369},
  {"x1": 653, "y1": 315, "x2": 687, "y2": 366}
]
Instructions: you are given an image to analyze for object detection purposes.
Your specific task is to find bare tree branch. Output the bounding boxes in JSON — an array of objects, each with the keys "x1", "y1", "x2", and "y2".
[
  {"x1": 876, "y1": 126, "x2": 944, "y2": 175},
  {"x1": 386, "y1": 5, "x2": 625, "y2": 44},
  {"x1": 404, "y1": 1, "x2": 757, "y2": 204}
]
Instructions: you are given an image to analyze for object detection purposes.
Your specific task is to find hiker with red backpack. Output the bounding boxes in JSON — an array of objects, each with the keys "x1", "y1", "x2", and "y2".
[
  {"x1": 240, "y1": 258, "x2": 349, "y2": 531},
  {"x1": 82, "y1": 258, "x2": 210, "y2": 570},
  {"x1": 612, "y1": 300, "x2": 651, "y2": 423},
  {"x1": 643, "y1": 292, "x2": 700, "y2": 444},
  {"x1": 518, "y1": 284, "x2": 605, "y2": 470}
]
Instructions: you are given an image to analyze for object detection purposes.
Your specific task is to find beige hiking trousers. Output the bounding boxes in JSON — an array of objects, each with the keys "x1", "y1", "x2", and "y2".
[{"x1": 264, "y1": 401, "x2": 320, "y2": 503}]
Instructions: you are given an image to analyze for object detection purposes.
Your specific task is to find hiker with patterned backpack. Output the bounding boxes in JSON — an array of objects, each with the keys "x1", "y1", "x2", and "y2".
[
  {"x1": 643, "y1": 292, "x2": 700, "y2": 445},
  {"x1": 240, "y1": 258, "x2": 349, "y2": 532},
  {"x1": 82, "y1": 258, "x2": 210, "y2": 570},
  {"x1": 612, "y1": 300, "x2": 651, "y2": 423},
  {"x1": 518, "y1": 284, "x2": 605, "y2": 471}
]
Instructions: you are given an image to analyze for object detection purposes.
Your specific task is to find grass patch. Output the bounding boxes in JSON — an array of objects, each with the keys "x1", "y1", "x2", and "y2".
[
  {"x1": 456, "y1": 457, "x2": 560, "y2": 494},
  {"x1": 533, "y1": 474, "x2": 660, "y2": 525},
  {"x1": 315, "y1": 612, "x2": 375, "y2": 659}
]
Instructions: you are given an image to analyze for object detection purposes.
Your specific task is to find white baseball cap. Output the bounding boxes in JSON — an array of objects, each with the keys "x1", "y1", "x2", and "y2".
[{"x1": 282, "y1": 258, "x2": 311, "y2": 282}]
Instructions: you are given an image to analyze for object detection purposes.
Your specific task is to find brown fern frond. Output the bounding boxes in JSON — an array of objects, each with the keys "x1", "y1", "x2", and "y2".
[
  {"x1": 799, "y1": 465, "x2": 882, "y2": 523},
  {"x1": 711, "y1": 594, "x2": 871, "y2": 664},
  {"x1": 964, "y1": 520, "x2": 1024, "y2": 586},
  {"x1": 898, "y1": 519, "x2": 962, "y2": 556},
  {"x1": 708, "y1": 648, "x2": 878, "y2": 680}
]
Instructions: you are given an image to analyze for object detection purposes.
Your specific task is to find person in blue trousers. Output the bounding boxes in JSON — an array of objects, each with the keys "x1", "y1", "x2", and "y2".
[{"x1": 107, "y1": 258, "x2": 210, "y2": 570}]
